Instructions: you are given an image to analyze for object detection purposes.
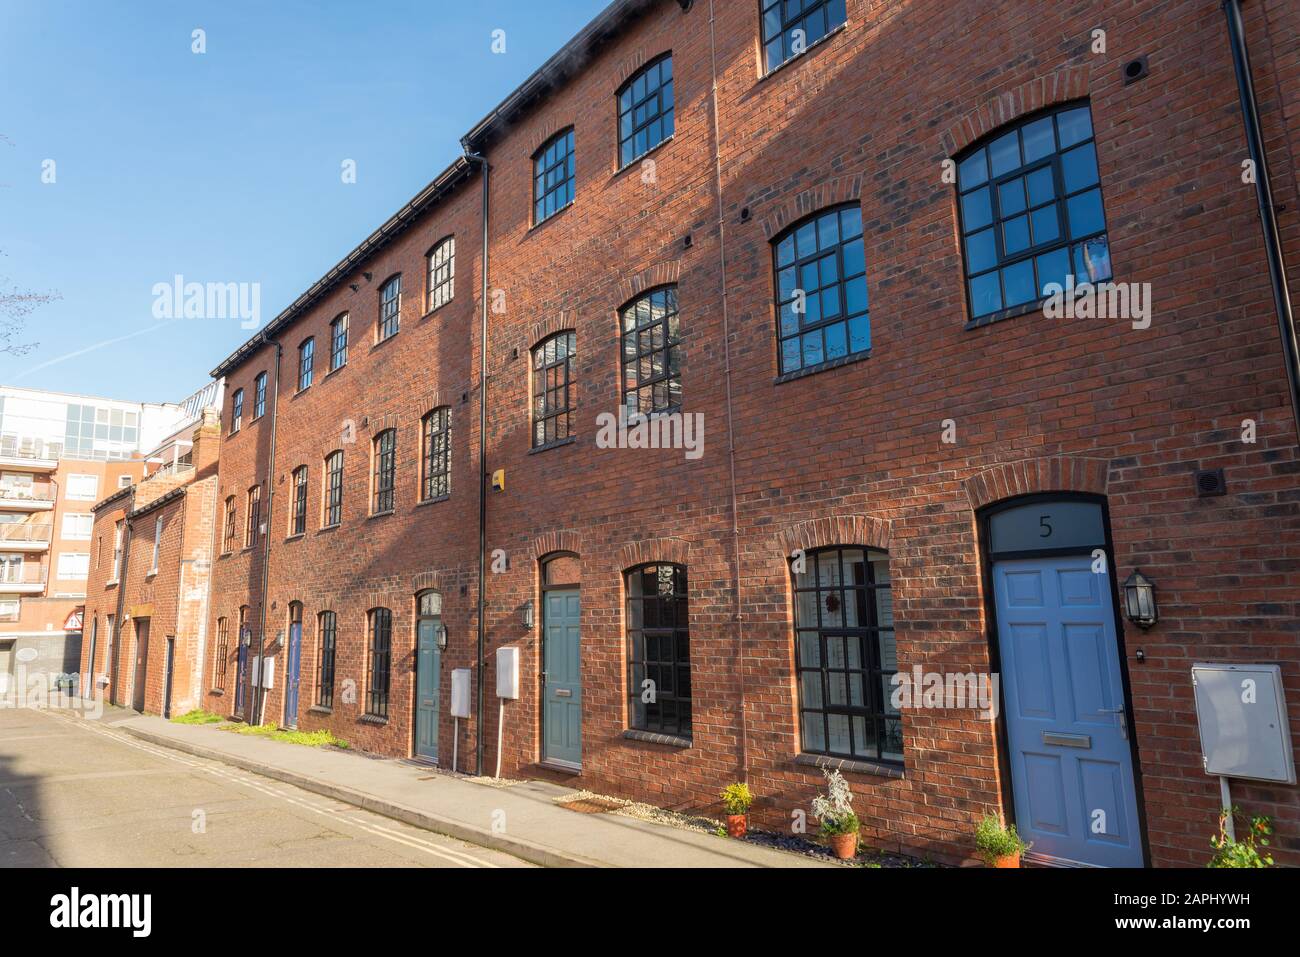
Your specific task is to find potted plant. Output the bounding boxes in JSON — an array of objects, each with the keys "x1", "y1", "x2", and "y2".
[
  {"x1": 812, "y1": 769, "x2": 861, "y2": 860},
  {"x1": 975, "y1": 814, "x2": 1030, "y2": 868},
  {"x1": 1209, "y1": 806, "x2": 1274, "y2": 868},
  {"x1": 720, "y1": 782, "x2": 753, "y2": 838}
]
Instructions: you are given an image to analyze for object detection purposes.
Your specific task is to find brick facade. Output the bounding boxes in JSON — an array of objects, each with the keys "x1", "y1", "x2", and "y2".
[{"x1": 199, "y1": 0, "x2": 1300, "y2": 867}]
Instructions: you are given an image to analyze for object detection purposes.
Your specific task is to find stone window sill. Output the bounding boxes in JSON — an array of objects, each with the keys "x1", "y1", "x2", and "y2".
[
  {"x1": 795, "y1": 751, "x2": 904, "y2": 780},
  {"x1": 622, "y1": 728, "x2": 691, "y2": 749}
]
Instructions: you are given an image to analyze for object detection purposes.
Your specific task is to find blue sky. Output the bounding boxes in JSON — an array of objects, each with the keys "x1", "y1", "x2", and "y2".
[{"x1": 0, "y1": 0, "x2": 609, "y2": 403}]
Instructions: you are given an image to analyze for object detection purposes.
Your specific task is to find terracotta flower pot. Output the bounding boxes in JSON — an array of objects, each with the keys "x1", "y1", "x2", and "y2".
[
  {"x1": 992, "y1": 852, "x2": 1020, "y2": 869},
  {"x1": 726, "y1": 814, "x2": 748, "y2": 838},
  {"x1": 829, "y1": 830, "x2": 859, "y2": 860}
]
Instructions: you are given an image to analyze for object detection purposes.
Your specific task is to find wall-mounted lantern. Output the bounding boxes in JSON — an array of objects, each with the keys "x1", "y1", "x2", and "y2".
[
  {"x1": 1123, "y1": 570, "x2": 1158, "y2": 630},
  {"x1": 521, "y1": 600, "x2": 534, "y2": 630},
  {"x1": 435, "y1": 623, "x2": 448, "y2": 652}
]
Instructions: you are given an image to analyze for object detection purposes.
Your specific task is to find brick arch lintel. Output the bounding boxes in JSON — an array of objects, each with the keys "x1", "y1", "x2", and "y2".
[
  {"x1": 941, "y1": 65, "x2": 1091, "y2": 157},
  {"x1": 617, "y1": 537, "x2": 690, "y2": 571},
  {"x1": 963, "y1": 455, "x2": 1111, "y2": 511},
  {"x1": 527, "y1": 312, "x2": 577, "y2": 350},
  {"x1": 758, "y1": 174, "x2": 864, "y2": 242},
  {"x1": 410, "y1": 569, "x2": 446, "y2": 595},
  {"x1": 774, "y1": 514, "x2": 892, "y2": 556},
  {"x1": 532, "y1": 530, "x2": 583, "y2": 561},
  {"x1": 617, "y1": 261, "x2": 682, "y2": 306}
]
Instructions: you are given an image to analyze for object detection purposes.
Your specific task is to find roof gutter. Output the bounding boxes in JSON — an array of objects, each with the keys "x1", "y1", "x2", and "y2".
[{"x1": 1223, "y1": 0, "x2": 1300, "y2": 445}]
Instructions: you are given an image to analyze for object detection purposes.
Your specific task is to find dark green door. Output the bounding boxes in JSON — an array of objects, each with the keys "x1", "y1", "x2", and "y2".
[
  {"x1": 543, "y1": 588, "x2": 581, "y2": 767},
  {"x1": 415, "y1": 618, "x2": 441, "y2": 761}
]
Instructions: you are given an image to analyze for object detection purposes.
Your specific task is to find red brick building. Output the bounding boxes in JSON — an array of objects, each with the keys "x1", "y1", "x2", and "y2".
[
  {"x1": 80, "y1": 410, "x2": 222, "y2": 717},
  {"x1": 200, "y1": 0, "x2": 1300, "y2": 867}
]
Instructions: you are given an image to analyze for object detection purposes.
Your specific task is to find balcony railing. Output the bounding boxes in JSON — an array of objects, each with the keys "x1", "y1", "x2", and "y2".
[
  {"x1": 0, "y1": 486, "x2": 56, "y2": 503},
  {"x1": 0, "y1": 564, "x2": 48, "y2": 586},
  {"x1": 0, "y1": 523, "x2": 53, "y2": 543}
]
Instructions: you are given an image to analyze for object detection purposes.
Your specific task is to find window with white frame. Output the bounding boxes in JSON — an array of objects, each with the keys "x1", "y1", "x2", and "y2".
[
  {"x1": 150, "y1": 516, "x2": 163, "y2": 571},
  {"x1": 66, "y1": 474, "x2": 99, "y2": 501},
  {"x1": 61, "y1": 513, "x2": 93, "y2": 540},
  {"x1": 57, "y1": 552, "x2": 90, "y2": 579}
]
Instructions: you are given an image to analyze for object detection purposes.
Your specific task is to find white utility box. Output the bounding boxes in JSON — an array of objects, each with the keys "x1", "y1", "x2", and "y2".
[
  {"x1": 450, "y1": 668, "x2": 472, "y2": 718},
  {"x1": 1192, "y1": 662, "x2": 1295, "y2": 783},
  {"x1": 496, "y1": 646, "x2": 520, "y2": 699}
]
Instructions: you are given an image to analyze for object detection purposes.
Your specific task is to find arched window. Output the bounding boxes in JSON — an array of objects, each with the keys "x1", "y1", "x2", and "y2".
[
  {"x1": 297, "y1": 338, "x2": 315, "y2": 391},
  {"x1": 214, "y1": 616, "x2": 229, "y2": 691},
  {"x1": 761, "y1": 0, "x2": 846, "y2": 74},
  {"x1": 791, "y1": 546, "x2": 900, "y2": 763},
  {"x1": 290, "y1": 466, "x2": 308, "y2": 535},
  {"x1": 378, "y1": 274, "x2": 401, "y2": 341},
  {"x1": 329, "y1": 313, "x2": 349, "y2": 371},
  {"x1": 366, "y1": 607, "x2": 392, "y2": 718},
  {"x1": 372, "y1": 429, "x2": 396, "y2": 513},
  {"x1": 541, "y1": 551, "x2": 581, "y2": 588},
  {"x1": 417, "y1": 590, "x2": 442, "y2": 617},
  {"x1": 253, "y1": 372, "x2": 267, "y2": 418},
  {"x1": 955, "y1": 102, "x2": 1110, "y2": 322},
  {"x1": 625, "y1": 563, "x2": 691, "y2": 737},
  {"x1": 617, "y1": 54, "x2": 673, "y2": 167},
  {"x1": 619, "y1": 285, "x2": 682, "y2": 414},
  {"x1": 531, "y1": 331, "x2": 576, "y2": 448},
  {"x1": 421, "y1": 408, "x2": 451, "y2": 502},
  {"x1": 427, "y1": 237, "x2": 455, "y2": 311},
  {"x1": 772, "y1": 203, "x2": 869, "y2": 377},
  {"x1": 316, "y1": 611, "x2": 337, "y2": 708},
  {"x1": 323, "y1": 450, "x2": 344, "y2": 527},
  {"x1": 222, "y1": 496, "x2": 237, "y2": 553},
  {"x1": 229, "y1": 389, "x2": 243, "y2": 433},
  {"x1": 533, "y1": 128, "x2": 575, "y2": 224}
]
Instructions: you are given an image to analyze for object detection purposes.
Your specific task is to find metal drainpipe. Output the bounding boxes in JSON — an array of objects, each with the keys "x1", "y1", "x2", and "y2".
[
  {"x1": 251, "y1": 336, "x2": 282, "y2": 725},
  {"x1": 1223, "y1": 0, "x2": 1300, "y2": 444},
  {"x1": 707, "y1": 0, "x2": 750, "y2": 781},
  {"x1": 463, "y1": 144, "x2": 491, "y2": 777},
  {"x1": 109, "y1": 508, "x2": 132, "y2": 707}
]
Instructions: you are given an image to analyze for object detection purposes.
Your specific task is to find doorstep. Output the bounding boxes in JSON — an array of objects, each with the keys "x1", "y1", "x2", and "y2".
[{"x1": 112, "y1": 715, "x2": 832, "y2": 869}]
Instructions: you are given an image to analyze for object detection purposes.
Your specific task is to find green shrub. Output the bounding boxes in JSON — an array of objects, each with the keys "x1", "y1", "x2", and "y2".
[
  {"x1": 222, "y1": 723, "x2": 349, "y2": 749},
  {"x1": 1209, "y1": 807, "x2": 1274, "y2": 868},
  {"x1": 171, "y1": 708, "x2": 225, "y2": 725},
  {"x1": 974, "y1": 814, "x2": 1030, "y2": 863},
  {"x1": 720, "y1": 782, "x2": 753, "y2": 816}
]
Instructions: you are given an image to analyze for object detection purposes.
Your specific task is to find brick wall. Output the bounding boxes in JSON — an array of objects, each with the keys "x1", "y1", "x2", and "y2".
[{"x1": 201, "y1": 0, "x2": 1300, "y2": 866}]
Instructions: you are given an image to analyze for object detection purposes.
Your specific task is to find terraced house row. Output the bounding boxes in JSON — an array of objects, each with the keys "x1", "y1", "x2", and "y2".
[{"x1": 85, "y1": 0, "x2": 1300, "y2": 867}]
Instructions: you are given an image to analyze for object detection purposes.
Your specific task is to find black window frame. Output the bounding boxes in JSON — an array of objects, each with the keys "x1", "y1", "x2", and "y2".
[
  {"x1": 625, "y1": 563, "x2": 691, "y2": 738},
  {"x1": 230, "y1": 389, "x2": 243, "y2": 433},
  {"x1": 214, "y1": 616, "x2": 229, "y2": 690},
  {"x1": 791, "y1": 546, "x2": 901, "y2": 765},
  {"x1": 316, "y1": 610, "x2": 337, "y2": 708},
  {"x1": 760, "y1": 0, "x2": 847, "y2": 74},
  {"x1": 323, "y1": 450, "x2": 343, "y2": 527},
  {"x1": 531, "y1": 331, "x2": 576, "y2": 449},
  {"x1": 372, "y1": 429, "x2": 396, "y2": 514},
  {"x1": 954, "y1": 101, "x2": 1112, "y2": 326},
  {"x1": 378, "y1": 274, "x2": 401, "y2": 342},
  {"x1": 772, "y1": 203, "x2": 870, "y2": 378},
  {"x1": 330, "y1": 313, "x2": 349, "y2": 371},
  {"x1": 366, "y1": 607, "x2": 392, "y2": 719},
  {"x1": 426, "y1": 237, "x2": 455, "y2": 312},
  {"x1": 222, "y1": 496, "x2": 237, "y2": 553},
  {"x1": 245, "y1": 484, "x2": 260, "y2": 548},
  {"x1": 533, "y1": 128, "x2": 575, "y2": 225},
  {"x1": 620, "y1": 285, "x2": 682, "y2": 415},
  {"x1": 290, "y1": 466, "x2": 308, "y2": 535},
  {"x1": 253, "y1": 372, "x2": 267, "y2": 419},
  {"x1": 420, "y1": 408, "x2": 451, "y2": 502},
  {"x1": 297, "y1": 338, "x2": 314, "y2": 391},
  {"x1": 616, "y1": 53, "x2": 674, "y2": 169}
]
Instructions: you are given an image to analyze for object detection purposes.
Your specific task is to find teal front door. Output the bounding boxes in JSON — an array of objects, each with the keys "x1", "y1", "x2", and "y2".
[
  {"x1": 415, "y1": 618, "x2": 441, "y2": 761},
  {"x1": 542, "y1": 588, "x2": 581, "y2": 767}
]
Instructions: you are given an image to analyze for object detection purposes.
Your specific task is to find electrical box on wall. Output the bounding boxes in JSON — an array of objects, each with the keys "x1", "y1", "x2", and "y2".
[
  {"x1": 1192, "y1": 663, "x2": 1295, "y2": 783},
  {"x1": 496, "y1": 646, "x2": 520, "y2": 699},
  {"x1": 450, "y1": 668, "x2": 472, "y2": 718}
]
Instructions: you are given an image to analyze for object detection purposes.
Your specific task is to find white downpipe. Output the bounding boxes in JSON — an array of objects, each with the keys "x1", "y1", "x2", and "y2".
[
  {"x1": 495, "y1": 699, "x2": 504, "y2": 779},
  {"x1": 453, "y1": 717, "x2": 460, "y2": 774}
]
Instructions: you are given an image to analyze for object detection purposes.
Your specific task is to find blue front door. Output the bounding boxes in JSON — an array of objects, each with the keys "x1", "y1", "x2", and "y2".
[
  {"x1": 284, "y1": 622, "x2": 302, "y2": 728},
  {"x1": 415, "y1": 618, "x2": 441, "y2": 761},
  {"x1": 994, "y1": 555, "x2": 1143, "y2": 867},
  {"x1": 234, "y1": 642, "x2": 248, "y2": 716},
  {"x1": 542, "y1": 588, "x2": 581, "y2": 767}
]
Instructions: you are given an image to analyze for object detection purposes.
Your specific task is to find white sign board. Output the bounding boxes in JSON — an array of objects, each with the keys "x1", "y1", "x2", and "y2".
[
  {"x1": 496, "y1": 646, "x2": 520, "y2": 699},
  {"x1": 1192, "y1": 662, "x2": 1295, "y2": 783},
  {"x1": 450, "y1": 668, "x2": 472, "y2": 718}
]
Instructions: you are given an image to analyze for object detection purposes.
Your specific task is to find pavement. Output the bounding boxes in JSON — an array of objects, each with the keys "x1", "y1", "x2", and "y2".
[
  {"x1": 0, "y1": 706, "x2": 529, "y2": 868},
  {"x1": 34, "y1": 703, "x2": 828, "y2": 868}
]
